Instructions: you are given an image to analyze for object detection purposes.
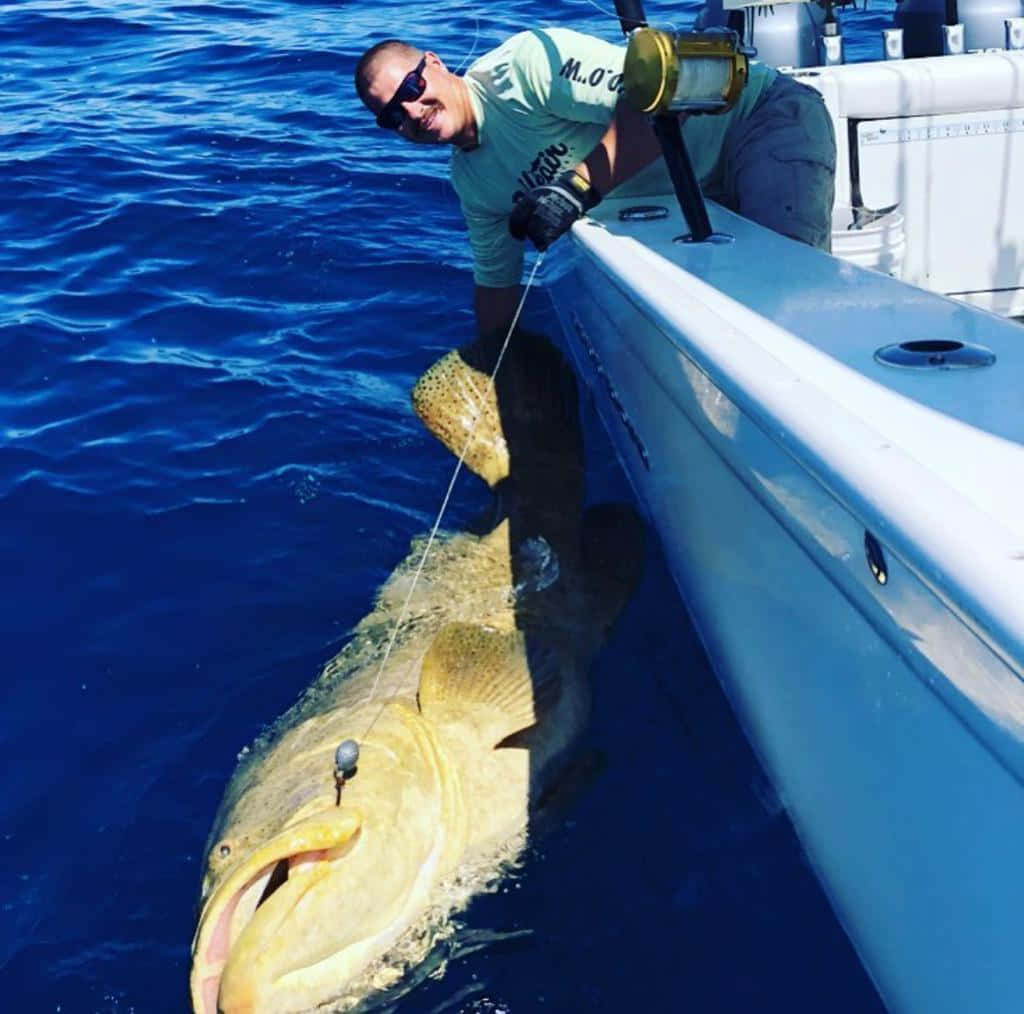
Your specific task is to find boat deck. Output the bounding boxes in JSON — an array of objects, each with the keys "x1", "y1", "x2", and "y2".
[{"x1": 577, "y1": 195, "x2": 1024, "y2": 542}]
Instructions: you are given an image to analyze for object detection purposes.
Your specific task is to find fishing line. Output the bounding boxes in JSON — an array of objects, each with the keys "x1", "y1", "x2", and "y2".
[
  {"x1": 451, "y1": 14, "x2": 482, "y2": 74},
  {"x1": 353, "y1": 252, "x2": 546, "y2": 748},
  {"x1": 336, "y1": 1, "x2": 663, "y2": 787},
  {"x1": 563, "y1": 0, "x2": 684, "y2": 34}
]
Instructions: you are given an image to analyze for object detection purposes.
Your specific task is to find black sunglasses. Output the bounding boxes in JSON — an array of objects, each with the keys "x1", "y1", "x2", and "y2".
[{"x1": 376, "y1": 55, "x2": 428, "y2": 130}]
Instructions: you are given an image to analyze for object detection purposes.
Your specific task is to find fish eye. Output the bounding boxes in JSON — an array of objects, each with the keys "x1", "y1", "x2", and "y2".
[{"x1": 218, "y1": 843, "x2": 231, "y2": 859}]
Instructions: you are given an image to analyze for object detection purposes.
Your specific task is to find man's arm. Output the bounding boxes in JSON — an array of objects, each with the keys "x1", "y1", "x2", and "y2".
[
  {"x1": 474, "y1": 283, "x2": 522, "y2": 343},
  {"x1": 576, "y1": 98, "x2": 662, "y2": 195},
  {"x1": 508, "y1": 99, "x2": 663, "y2": 251}
]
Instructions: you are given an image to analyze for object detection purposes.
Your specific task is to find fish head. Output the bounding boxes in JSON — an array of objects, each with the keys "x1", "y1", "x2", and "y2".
[
  {"x1": 191, "y1": 803, "x2": 363, "y2": 1013},
  {"x1": 190, "y1": 702, "x2": 455, "y2": 1013}
]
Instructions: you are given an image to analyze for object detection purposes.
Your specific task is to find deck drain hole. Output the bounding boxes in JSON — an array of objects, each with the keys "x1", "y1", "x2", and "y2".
[
  {"x1": 619, "y1": 205, "x2": 669, "y2": 222},
  {"x1": 875, "y1": 340, "x2": 995, "y2": 369},
  {"x1": 672, "y1": 232, "x2": 735, "y2": 245}
]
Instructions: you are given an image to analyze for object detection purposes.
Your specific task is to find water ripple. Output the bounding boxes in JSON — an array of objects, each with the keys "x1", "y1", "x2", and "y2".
[{"x1": 0, "y1": 1, "x2": 893, "y2": 1010}]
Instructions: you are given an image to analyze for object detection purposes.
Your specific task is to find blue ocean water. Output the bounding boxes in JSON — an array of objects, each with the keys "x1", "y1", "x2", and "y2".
[{"x1": 1, "y1": 2, "x2": 896, "y2": 1011}]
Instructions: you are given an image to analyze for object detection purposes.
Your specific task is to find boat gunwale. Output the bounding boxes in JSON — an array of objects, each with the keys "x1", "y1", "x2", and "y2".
[{"x1": 561, "y1": 209, "x2": 1024, "y2": 702}]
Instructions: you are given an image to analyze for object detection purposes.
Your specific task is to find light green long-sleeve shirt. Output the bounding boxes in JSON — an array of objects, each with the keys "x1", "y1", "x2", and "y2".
[{"x1": 451, "y1": 27, "x2": 775, "y2": 287}]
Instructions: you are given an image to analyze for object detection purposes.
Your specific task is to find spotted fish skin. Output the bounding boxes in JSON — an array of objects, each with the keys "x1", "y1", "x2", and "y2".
[
  {"x1": 412, "y1": 330, "x2": 586, "y2": 568},
  {"x1": 189, "y1": 333, "x2": 644, "y2": 1014},
  {"x1": 411, "y1": 347, "x2": 510, "y2": 486}
]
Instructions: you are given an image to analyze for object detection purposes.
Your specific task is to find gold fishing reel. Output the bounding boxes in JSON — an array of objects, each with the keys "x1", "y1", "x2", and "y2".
[{"x1": 622, "y1": 27, "x2": 750, "y2": 116}]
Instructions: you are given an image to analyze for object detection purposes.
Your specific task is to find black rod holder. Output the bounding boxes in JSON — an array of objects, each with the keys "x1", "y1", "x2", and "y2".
[
  {"x1": 651, "y1": 116, "x2": 713, "y2": 241},
  {"x1": 612, "y1": 0, "x2": 714, "y2": 243}
]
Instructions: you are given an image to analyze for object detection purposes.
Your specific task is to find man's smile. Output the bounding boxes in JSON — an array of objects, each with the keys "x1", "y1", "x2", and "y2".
[{"x1": 413, "y1": 105, "x2": 440, "y2": 140}]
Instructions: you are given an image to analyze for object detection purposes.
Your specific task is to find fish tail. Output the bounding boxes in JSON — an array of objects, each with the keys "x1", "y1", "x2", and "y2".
[
  {"x1": 411, "y1": 330, "x2": 585, "y2": 553},
  {"x1": 411, "y1": 343, "x2": 509, "y2": 488}
]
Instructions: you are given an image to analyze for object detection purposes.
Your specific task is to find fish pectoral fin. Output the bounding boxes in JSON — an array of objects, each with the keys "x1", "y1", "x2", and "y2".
[{"x1": 418, "y1": 622, "x2": 565, "y2": 745}]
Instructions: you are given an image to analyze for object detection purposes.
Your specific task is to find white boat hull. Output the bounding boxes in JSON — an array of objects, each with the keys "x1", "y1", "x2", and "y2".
[{"x1": 550, "y1": 183, "x2": 1024, "y2": 1010}]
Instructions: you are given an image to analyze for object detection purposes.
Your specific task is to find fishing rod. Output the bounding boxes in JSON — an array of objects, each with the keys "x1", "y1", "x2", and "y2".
[{"x1": 612, "y1": 0, "x2": 751, "y2": 243}]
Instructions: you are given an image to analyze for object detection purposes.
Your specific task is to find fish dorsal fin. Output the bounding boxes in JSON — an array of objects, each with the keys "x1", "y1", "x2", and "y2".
[
  {"x1": 418, "y1": 622, "x2": 563, "y2": 745},
  {"x1": 411, "y1": 349, "x2": 509, "y2": 488}
]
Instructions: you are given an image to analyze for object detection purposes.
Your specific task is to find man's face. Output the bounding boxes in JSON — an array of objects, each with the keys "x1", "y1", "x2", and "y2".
[{"x1": 364, "y1": 51, "x2": 467, "y2": 145}]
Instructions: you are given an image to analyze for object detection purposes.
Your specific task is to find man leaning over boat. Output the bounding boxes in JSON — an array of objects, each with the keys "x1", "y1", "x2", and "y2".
[{"x1": 355, "y1": 26, "x2": 835, "y2": 343}]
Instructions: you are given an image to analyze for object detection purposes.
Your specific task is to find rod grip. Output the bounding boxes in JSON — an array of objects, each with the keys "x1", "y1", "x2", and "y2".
[{"x1": 612, "y1": 0, "x2": 648, "y2": 35}]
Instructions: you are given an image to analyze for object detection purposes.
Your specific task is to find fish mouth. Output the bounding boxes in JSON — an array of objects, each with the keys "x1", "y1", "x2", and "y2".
[{"x1": 190, "y1": 808, "x2": 362, "y2": 1014}]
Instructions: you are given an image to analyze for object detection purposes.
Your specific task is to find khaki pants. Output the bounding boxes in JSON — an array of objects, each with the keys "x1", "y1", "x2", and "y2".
[{"x1": 715, "y1": 73, "x2": 837, "y2": 251}]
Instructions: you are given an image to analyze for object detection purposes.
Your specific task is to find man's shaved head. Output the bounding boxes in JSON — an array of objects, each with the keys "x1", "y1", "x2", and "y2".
[
  {"x1": 354, "y1": 40, "x2": 477, "y2": 150},
  {"x1": 354, "y1": 40, "x2": 424, "y2": 103}
]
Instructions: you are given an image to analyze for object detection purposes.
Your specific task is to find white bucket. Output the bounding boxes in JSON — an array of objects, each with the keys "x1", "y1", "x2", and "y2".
[{"x1": 830, "y1": 206, "x2": 907, "y2": 280}]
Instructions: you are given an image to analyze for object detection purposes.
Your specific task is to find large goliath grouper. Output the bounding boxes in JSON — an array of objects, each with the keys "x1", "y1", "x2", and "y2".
[{"x1": 189, "y1": 333, "x2": 645, "y2": 1013}]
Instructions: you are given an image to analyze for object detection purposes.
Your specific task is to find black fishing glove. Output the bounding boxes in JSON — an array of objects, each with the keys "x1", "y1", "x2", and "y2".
[{"x1": 509, "y1": 171, "x2": 602, "y2": 251}]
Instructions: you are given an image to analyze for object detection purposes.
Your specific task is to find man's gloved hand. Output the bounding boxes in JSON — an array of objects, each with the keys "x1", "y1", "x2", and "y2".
[{"x1": 509, "y1": 171, "x2": 602, "y2": 251}]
